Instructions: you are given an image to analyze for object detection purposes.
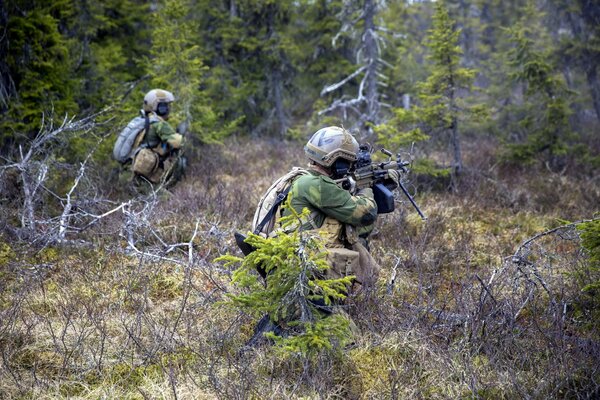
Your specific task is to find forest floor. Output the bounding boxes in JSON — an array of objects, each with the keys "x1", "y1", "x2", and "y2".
[{"x1": 0, "y1": 135, "x2": 599, "y2": 399}]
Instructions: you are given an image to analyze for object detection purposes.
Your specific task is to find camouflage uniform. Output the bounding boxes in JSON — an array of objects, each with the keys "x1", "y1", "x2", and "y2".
[
  {"x1": 133, "y1": 116, "x2": 183, "y2": 184},
  {"x1": 131, "y1": 89, "x2": 184, "y2": 185},
  {"x1": 285, "y1": 169, "x2": 380, "y2": 287},
  {"x1": 144, "y1": 117, "x2": 182, "y2": 153},
  {"x1": 287, "y1": 170, "x2": 377, "y2": 235}
]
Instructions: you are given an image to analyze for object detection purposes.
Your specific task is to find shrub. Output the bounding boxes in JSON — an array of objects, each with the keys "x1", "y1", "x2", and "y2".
[{"x1": 217, "y1": 202, "x2": 354, "y2": 358}]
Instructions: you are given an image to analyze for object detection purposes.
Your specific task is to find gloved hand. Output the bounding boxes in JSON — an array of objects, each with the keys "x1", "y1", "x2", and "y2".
[
  {"x1": 345, "y1": 176, "x2": 358, "y2": 194},
  {"x1": 384, "y1": 169, "x2": 401, "y2": 190}
]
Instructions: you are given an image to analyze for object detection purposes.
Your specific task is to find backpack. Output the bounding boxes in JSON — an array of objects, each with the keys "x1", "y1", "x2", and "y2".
[
  {"x1": 235, "y1": 167, "x2": 309, "y2": 273},
  {"x1": 251, "y1": 167, "x2": 309, "y2": 236},
  {"x1": 113, "y1": 114, "x2": 158, "y2": 164}
]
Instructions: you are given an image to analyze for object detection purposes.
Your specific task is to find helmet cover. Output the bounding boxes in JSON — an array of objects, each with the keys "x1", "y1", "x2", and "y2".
[
  {"x1": 143, "y1": 89, "x2": 175, "y2": 113},
  {"x1": 304, "y1": 126, "x2": 359, "y2": 167}
]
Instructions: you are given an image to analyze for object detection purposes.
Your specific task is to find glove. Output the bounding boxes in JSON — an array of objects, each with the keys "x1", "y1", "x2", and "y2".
[
  {"x1": 384, "y1": 169, "x2": 401, "y2": 190},
  {"x1": 345, "y1": 176, "x2": 357, "y2": 194}
]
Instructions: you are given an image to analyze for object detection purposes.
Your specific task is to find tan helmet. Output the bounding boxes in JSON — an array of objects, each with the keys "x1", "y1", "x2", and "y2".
[
  {"x1": 304, "y1": 126, "x2": 359, "y2": 167},
  {"x1": 143, "y1": 89, "x2": 175, "y2": 113}
]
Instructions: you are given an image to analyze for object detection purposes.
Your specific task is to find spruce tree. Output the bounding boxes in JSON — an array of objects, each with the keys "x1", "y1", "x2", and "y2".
[
  {"x1": 67, "y1": 0, "x2": 151, "y2": 112},
  {"x1": 417, "y1": 0, "x2": 479, "y2": 176},
  {"x1": 147, "y1": 0, "x2": 230, "y2": 144},
  {"x1": 504, "y1": 3, "x2": 573, "y2": 168},
  {"x1": 377, "y1": 1, "x2": 480, "y2": 179},
  {"x1": 0, "y1": 0, "x2": 78, "y2": 148},
  {"x1": 217, "y1": 203, "x2": 354, "y2": 357}
]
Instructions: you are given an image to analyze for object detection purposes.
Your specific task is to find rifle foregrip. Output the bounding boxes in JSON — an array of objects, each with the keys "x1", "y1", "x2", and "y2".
[{"x1": 373, "y1": 183, "x2": 395, "y2": 214}]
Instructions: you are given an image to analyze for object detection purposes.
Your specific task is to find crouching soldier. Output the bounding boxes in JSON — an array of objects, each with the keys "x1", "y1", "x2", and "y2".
[
  {"x1": 284, "y1": 126, "x2": 396, "y2": 290},
  {"x1": 131, "y1": 89, "x2": 186, "y2": 186}
]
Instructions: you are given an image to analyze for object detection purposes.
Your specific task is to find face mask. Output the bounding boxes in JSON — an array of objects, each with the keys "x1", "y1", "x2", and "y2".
[
  {"x1": 331, "y1": 158, "x2": 351, "y2": 179},
  {"x1": 156, "y1": 102, "x2": 170, "y2": 117}
]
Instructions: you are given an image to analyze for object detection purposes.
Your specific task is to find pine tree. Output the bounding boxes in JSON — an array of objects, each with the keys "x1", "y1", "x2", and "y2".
[
  {"x1": 419, "y1": 1, "x2": 480, "y2": 176},
  {"x1": 378, "y1": 1, "x2": 480, "y2": 179},
  {"x1": 217, "y1": 203, "x2": 354, "y2": 357},
  {"x1": 503, "y1": 3, "x2": 573, "y2": 168},
  {"x1": 67, "y1": 0, "x2": 151, "y2": 112},
  {"x1": 0, "y1": 0, "x2": 78, "y2": 148},
  {"x1": 147, "y1": 0, "x2": 231, "y2": 144}
]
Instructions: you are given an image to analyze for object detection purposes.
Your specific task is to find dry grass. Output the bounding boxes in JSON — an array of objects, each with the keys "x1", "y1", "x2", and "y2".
[{"x1": 1, "y1": 135, "x2": 599, "y2": 399}]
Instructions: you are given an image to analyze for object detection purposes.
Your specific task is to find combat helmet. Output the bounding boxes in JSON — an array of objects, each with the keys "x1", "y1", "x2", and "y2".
[
  {"x1": 304, "y1": 126, "x2": 359, "y2": 168},
  {"x1": 143, "y1": 89, "x2": 175, "y2": 116}
]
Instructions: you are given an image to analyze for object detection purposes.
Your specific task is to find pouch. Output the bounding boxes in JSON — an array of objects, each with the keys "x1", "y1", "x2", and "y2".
[
  {"x1": 132, "y1": 148, "x2": 159, "y2": 181},
  {"x1": 325, "y1": 247, "x2": 360, "y2": 280}
]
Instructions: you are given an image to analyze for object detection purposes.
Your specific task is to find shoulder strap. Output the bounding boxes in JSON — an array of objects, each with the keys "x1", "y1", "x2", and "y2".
[
  {"x1": 142, "y1": 113, "x2": 161, "y2": 148},
  {"x1": 253, "y1": 186, "x2": 292, "y2": 235}
]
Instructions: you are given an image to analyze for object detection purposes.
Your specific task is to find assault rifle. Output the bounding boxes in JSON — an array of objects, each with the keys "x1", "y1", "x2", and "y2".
[{"x1": 336, "y1": 144, "x2": 427, "y2": 220}]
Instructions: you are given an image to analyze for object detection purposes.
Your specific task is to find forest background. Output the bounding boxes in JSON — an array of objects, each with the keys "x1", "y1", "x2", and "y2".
[{"x1": 0, "y1": 0, "x2": 599, "y2": 398}]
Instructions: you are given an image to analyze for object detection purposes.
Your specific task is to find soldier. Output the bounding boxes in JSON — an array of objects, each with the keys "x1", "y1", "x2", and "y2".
[
  {"x1": 283, "y1": 126, "x2": 400, "y2": 289},
  {"x1": 243, "y1": 126, "x2": 401, "y2": 346},
  {"x1": 131, "y1": 89, "x2": 185, "y2": 185}
]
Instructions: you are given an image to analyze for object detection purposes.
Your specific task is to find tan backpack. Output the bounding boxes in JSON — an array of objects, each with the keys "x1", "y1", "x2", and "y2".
[{"x1": 251, "y1": 167, "x2": 309, "y2": 236}]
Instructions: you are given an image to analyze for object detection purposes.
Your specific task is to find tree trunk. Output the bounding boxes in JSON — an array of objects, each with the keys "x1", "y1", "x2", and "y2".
[
  {"x1": 229, "y1": 0, "x2": 237, "y2": 18},
  {"x1": 362, "y1": 0, "x2": 379, "y2": 136},
  {"x1": 448, "y1": 73, "x2": 462, "y2": 175},
  {"x1": 586, "y1": 65, "x2": 600, "y2": 122},
  {"x1": 272, "y1": 68, "x2": 287, "y2": 137},
  {"x1": 451, "y1": 116, "x2": 463, "y2": 175},
  {"x1": 266, "y1": 3, "x2": 287, "y2": 137}
]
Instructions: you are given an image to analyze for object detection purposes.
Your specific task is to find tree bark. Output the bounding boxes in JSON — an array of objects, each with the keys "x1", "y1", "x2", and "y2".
[
  {"x1": 272, "y1": 68, "x2": 287, "y2": 137},
  {"x1": 451, "y1": 116, "x2": 463, "y2": 175},
  {"x1": 266, "y1": 4, "x2": 287, "y2": 137},
  {"x1": 586, "y1": 64, "x2": 600, "y2": 122},
  {"x1": 362, "y1": 0, "x2": 379, "y2": 137}
]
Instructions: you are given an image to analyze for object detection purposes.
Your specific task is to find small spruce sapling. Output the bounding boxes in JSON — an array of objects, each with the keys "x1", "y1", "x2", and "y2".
[{"x1": 217, "y1": 199, "x2": 354, "y2": 357}]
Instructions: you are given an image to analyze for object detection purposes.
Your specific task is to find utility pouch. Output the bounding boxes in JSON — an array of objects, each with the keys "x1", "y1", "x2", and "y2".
[
  {"x1": 351, "y1": 241, "x2": 380, "y2": 287},
  {"x1": 132, "y1": 148, "x2": 159, "y2": 179},
  {"x1": 325, "y1": 247, "x2": 360, "y2": 280}
]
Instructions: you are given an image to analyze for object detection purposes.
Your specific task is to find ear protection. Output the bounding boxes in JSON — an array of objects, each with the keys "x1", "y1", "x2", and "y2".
[
  {"x1": 156, "y1": 102, "x2": 170, "y2": 116},
  {"x1": 331, "y1": 158, "x2": 352, "y2": 179}
]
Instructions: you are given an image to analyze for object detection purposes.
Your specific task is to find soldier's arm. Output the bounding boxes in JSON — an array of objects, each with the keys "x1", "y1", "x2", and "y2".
[
  {"x1": 155, "y1": 121, "x2": 184, "y2": 149},
  {"x1": 314, "y1": 178, "x2": 377, "y2": 227}
]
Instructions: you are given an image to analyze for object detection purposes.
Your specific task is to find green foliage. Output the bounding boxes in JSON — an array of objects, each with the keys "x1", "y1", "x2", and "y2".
[
  {"x1": 375, "y1": 107, "x2": 430, "y2": 149},
  {"x1": 266, "y1": 313, "x2": 350, "y2": 357},
  {"x1": 217, "y1": 201, "x2": 354, "y2": 357},
  {"x1": 502, "y1": 3, "x2": 574, "y2": 167},
  {"x1": 575, "y1": 219, "x2": 600, "y2": 329},
  {"x1": 376, "y1": 1, "x2": 483, "y2": 177},
  {"x1": 417, "y1": 1, "x2": 481, "y2": 147},
  {"x1": 147, "y1": 0, "x2": 234, "y2": 144},
  {"x1": 0, "y1": 1, "x2": 78, "y2": 143}
]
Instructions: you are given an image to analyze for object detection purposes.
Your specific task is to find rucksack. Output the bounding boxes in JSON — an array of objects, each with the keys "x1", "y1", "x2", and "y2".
[
  {"x1": 251, "y1": 167, "x2": 310, "y2": 236},
  {"x1": 113, "y1": 114, "x2": 158, "y2": 164},
  {"x1": 235, "y1": 167, "x2": 309, "y2": 273}
]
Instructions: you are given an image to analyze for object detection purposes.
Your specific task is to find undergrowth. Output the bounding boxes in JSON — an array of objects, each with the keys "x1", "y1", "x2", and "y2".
[{"x1": 0, "y1": 136, "x2": 598, "y2": 399}]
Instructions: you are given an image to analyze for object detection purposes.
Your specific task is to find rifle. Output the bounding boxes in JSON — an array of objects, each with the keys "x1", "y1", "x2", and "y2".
[{"x1": 336, "y1": 144, "x2": 427, "y2": 220}]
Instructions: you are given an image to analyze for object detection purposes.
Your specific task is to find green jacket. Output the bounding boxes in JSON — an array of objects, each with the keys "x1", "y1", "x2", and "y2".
[
  {"x1": 145, "y1": 116, "x2": 183, "y2": 152},
  {"x1": 285, "y1": 170, "x2": 378, "y2": 232}
]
